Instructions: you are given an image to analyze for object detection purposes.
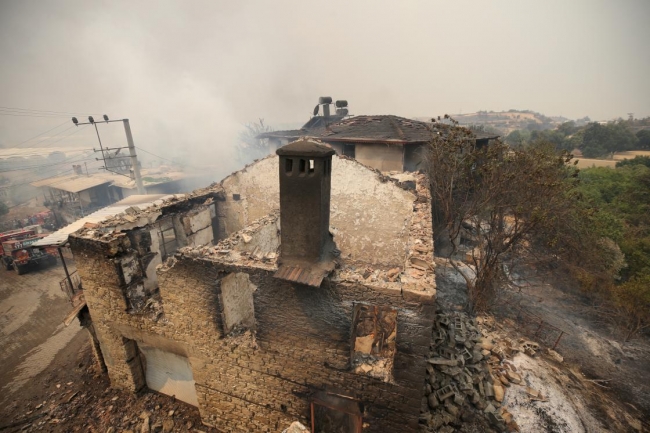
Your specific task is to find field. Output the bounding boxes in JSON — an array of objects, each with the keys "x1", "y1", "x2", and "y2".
[{"x1": 575, "y1": 150, "x2": 650, "y2": 168}]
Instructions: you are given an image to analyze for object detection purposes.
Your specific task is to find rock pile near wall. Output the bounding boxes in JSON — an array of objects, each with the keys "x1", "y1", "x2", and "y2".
[{"x1": 420, "y1": 312, "x2": 530, "y2": 433}]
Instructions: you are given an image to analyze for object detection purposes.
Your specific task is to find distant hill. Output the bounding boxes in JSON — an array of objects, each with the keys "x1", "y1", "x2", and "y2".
[{"x1": 417, "y1": 110, "x2": 579, "y2": 135}]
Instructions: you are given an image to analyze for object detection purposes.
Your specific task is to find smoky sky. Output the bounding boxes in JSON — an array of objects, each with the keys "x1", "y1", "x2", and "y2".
[{"x1": 1, "y1": 0, "x2": 648, "y2": 172}]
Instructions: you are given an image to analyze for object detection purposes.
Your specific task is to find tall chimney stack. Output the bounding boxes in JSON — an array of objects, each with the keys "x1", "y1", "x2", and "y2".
[{"x1": 274, "y1": 139, "x2": 337, "y2": 287}]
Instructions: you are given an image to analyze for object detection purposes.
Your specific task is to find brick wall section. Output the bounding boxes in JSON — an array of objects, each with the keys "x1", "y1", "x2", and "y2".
[{"x1": 71, "y1": 234, "x2": 434, "y2": 432}]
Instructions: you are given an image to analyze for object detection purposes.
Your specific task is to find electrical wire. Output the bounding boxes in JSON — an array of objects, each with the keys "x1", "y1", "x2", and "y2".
[
  {"x1": 135, "y1": 146, "x2": 176, "y2": 163},
  {"x1": 0, "y1": 105, "x2": 101, "y2": 116},
  {"x1": 6, "y1": 120, "x2": 71, "y2": 148},
  {"x1": 0, "y1": 156, "x2": 97, "y2": 173},
  {"x1": 0, "y1": 111, "x2": 71, "y2": 118},
  {"x1": 135, "y1": 146, "x2": 202, "y2": 170},
  {"x1": 7, "y1": 160, "x2": 103, "y2": 189},
  {"x1": 37, "y1": 125, "x2": 88, "y2": 149},
  {"x1": 2, "y1": 124, "x2": 80, "y2": 151},
  {"x1": 0, "y1": 148, "x2": 94, "y2": 159}
]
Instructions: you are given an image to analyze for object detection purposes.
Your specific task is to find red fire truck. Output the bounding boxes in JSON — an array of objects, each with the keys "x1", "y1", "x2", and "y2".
[
  {"x1": 1, "y1": 234, "x2": 59, "y2": 275},
  {"x1": 0, "y1": 228, "x2": 37, "y2": 270}
]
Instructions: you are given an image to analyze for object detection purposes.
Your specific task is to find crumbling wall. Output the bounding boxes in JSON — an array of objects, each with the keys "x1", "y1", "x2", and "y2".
[
  {"x1": 161, "y1": 255, "x2": 433, "y2": 433},
  {"x1": 71, "y1": 234, "x2": 434, "y2": 433},
  {"x1": 68, "y1": 196, "x2": 220, "y2": 398},
  {"x1": 69, "y1": 236, "x2": 224, "y2": 401},
  {"x1": 219, "y1": 156, "x2": 279, "y2": 238},
  {"x1": 218, "y1": 155, "x2": 416, "y2": 267},
  {"x1": 180, "y1": 207, "x2": 213, "y2": 246},
  {"x1": 68, "y1": 168, "x2": 435, "y2": 433}
]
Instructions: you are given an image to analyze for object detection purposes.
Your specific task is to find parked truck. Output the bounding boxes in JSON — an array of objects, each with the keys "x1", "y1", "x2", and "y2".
[
  {"x1": 0, "y1": 228, "x2": 37, "y2": 270},
  {"x1": 1, "y1": 234, "x2": 59, "y2": 275}
]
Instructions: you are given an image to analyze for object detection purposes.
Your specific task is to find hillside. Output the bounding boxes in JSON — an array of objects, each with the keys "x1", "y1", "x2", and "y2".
[{"x1": 452, "y1": 110, "x2": 574, "y2": 135}]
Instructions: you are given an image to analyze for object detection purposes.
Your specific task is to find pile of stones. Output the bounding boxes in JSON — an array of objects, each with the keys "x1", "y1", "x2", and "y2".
[{"x1": 419, "y1": 312, "x2": 529, "y2": 433}]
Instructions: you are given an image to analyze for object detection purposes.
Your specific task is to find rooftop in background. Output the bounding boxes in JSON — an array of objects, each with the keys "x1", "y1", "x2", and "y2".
[
  {"x1": 259, "y1": 114, "x2": 499, "y2": 144},
  {"x1": 32, "y1": 194, "x2": 175, "y2": 247},
  {"x1": 30, "y1": 167, "x2": 195, "y2": 191},
  {"x1": 30, "y1": 174, "x2": 111, "y2": 193},
  {"x1": 0, "y1": 146, "x2": 92, "y2": 160}
]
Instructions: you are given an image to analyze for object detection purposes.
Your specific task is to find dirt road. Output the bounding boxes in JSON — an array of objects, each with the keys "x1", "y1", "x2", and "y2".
[{"x1": 0, "y1": 262, "x2": 81, "y2": 407}]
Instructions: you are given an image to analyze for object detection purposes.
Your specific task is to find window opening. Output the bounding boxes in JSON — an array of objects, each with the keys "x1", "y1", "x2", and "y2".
[
  {"x1": 350, "y1": 304, "x2": 397, "y2": 382},
  {"x1": 299, "y1": 159, "x2": 306, "y2": 174},
  {"x1": 342, "y1": 144, "x2": 356, "y2": 158},
  {"x1": 285, "y1": 158, "x2": 293, "y2": 174},
  {"x1": 157, "y1": 218, "x2": 178, "y2": 261},
  {"x1": 311, "y1": 394, "x2": 362, "y2": 433},
  {"x1": 308, "y1": 159, "x2": 315, "y2": 174}
]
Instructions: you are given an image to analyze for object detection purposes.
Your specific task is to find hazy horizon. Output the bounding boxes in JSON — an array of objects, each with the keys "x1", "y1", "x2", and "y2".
[{"x1": 1, "y1": 0, "x2": 648, "y2": 173}]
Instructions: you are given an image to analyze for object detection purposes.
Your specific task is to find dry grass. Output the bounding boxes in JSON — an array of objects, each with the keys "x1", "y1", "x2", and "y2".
[{"x1": 575, "y1": 150, "x2": 650, "y2": 168}]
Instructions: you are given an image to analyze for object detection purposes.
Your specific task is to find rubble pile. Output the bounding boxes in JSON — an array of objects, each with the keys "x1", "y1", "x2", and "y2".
[
  {"x1": 2, "y1": 346, "x2": 216, "y2": 433},
  {"x1": 282, "y1": 421, "x2": 309, "y2": 433},
  {"x1": 420, "y1": 312, "x2": 543, "y2": 433}
]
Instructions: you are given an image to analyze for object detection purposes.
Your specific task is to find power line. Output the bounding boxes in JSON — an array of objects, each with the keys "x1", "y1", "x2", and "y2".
[
  {"x1": 7, "y1": 160, "x2": 103, "y2": 189},
  {"x1": 7, "y1": 120, "x2": 70, "y2": 148},
  {"x1": 37, "y1": 125, "x2": 88, "y2": 149},
  {"x1": 0, "y1": 111, "x2": 72, "y2": 118},
  {"x1": 25, "y1": 124, "x2": 82, "y2": 149},
  {"x1": 1, "y1": 151, "x2": 98, "y2": 183},
  {"x1": 6, "y1": 167, "x2": 79, "y2": 189},
  {"x1": 135, "y1": 146, "x2": 202, "y2": 170},
  {"x1": 0, "y1": 156, "x2": 97, "y2": 173},
  {"x1": 0, "y1": 148, "x2": 93, "y2": 158},
  {"x1": 135, "y1": 146, "x2": 176, "y2": 163},
  {"x1": 4, "y1": 124, "x2": 79, "y2": 150},
  {"x1": 25, "y1": 124, "x2": 77, "y2": 148},
  {"x1": 0, "y1": 105, "x2": 101, "y2": 116}
]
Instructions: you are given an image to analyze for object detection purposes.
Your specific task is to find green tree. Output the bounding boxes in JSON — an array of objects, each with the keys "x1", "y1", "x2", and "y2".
[
  {"x1": 582, "y1": 121, "x2": 638, "y2": 158},
  {"x1": 616, "y1": 155, "x2": 650, "y2": 169},
  {"x1": 530, "y1": 130, "x2": 571, "y2": 151},
  {"x1": 576, "y1": 165, "x2": 650, "y2": 339},
  {"x1": 504, "y1": 129, "x2": 530, "y2": 147},
  {"x1": 636, "y1": 129, "x2": 650, "y2": 149},
  {"x1": 557, "y1": 121, "x2": 579, "y2": 136},
  {"x1": 0, "y1": 200, "x2": 8, "y2": 217}
]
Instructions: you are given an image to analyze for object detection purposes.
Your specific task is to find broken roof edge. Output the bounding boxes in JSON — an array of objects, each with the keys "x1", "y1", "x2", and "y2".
[
  {"x1": 178, "y1": 210, "x2": 281, "y2": 271},
  {"x1": 216, "y1": 153, "x2": 277, "y2": 187},
  {"x1": 34, "y1": 194, "x2": 175, "y2": 248},
  {"x1": 217, "y1": 152, "x2": 420, "y2": 195},
  {"x1": 335, "y1": 154, "x2": 422, "y2": 193},
  {"x1": 71, "y1": 187, "x2": 223, "y2": 244}
]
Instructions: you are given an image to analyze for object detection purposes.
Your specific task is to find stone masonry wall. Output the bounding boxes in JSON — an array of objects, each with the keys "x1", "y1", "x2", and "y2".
[
  {"x1": 71, "y1": 236, "x2": 434, "y2": 433},
  {"x1": 162, "y1": 257, "x2": 435, "y2": 433}
]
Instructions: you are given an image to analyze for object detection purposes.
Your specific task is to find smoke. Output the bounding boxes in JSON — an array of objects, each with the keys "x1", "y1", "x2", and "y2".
[{"x1": 0, "y1": 0, "x2": 649, "y2": 183}]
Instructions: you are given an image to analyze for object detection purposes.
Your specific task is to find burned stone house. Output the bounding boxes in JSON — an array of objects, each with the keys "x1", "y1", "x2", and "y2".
[
  {"x1": 258, "y1": 98, "x2": 498, "y2": 173},
  {"x1": 69, "y1": 139, "x2": 436, "y2": 432}
]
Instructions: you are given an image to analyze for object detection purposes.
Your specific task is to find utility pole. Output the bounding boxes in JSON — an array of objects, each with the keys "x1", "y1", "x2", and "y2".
[
  {"x1": 123, "y1": 119, "x2": 145, "y2": 194},
  {"x1": 72, "y1": 115, "x2": 146, "y2": 195}
]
